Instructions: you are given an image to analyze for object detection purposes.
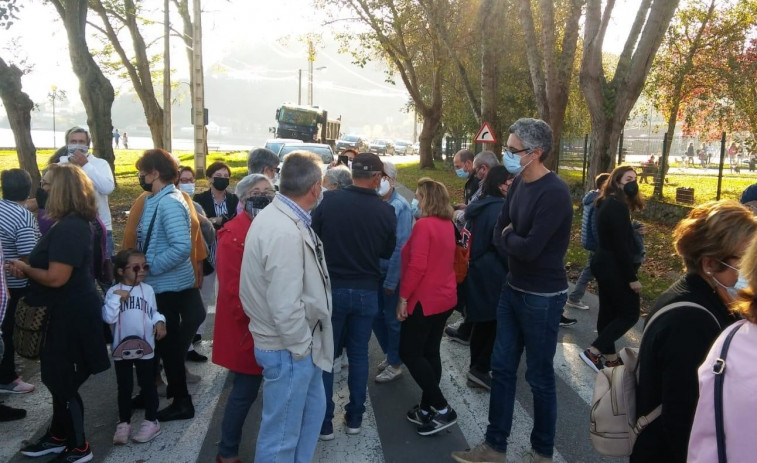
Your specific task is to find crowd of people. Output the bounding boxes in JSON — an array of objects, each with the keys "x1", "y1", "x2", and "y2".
[{"x1": 1, "y1": 118, "x2": 757, "y2": 463}]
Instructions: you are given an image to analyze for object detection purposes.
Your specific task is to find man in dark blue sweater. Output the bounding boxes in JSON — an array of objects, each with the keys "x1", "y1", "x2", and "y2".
[
  {"x1": 311, "y1": 152, "x2": 396, "y2": 439},
  {"x1": 452, "y1": 118, "x2": 572, "y2": 463}
]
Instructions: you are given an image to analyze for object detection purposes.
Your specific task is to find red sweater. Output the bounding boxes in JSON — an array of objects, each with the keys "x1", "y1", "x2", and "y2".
[
  {"x1": 211, "y1": 213, "x2": 262, "y2": 375},
  {"x1": 400, "y1": 216, "x2": 457, "y2": 316}
]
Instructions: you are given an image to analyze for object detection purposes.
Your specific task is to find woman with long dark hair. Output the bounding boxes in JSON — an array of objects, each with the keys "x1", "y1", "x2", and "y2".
[{"x1": 580, "y1": 165, "x2": 645, "y2": 372}]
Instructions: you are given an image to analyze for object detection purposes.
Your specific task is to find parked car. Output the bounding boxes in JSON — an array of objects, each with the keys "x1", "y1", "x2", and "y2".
[
  {"x1": 335, "y1": 134, "x2": 368, "y2": 153},
  {"x1": 265, "y1": 138, "x2": 302, "y2": 155},
  {"x1": 394, "y1": 140, "x2": 413, "y2": 156},
  {"x1": 277, "y1": 142, "x2": 335, "y2": 166},
  {"x1": 412, "y1": 141, "x2": 420, "y2": 154},
  {"x1": 369, "y1": 139, "x2": 395, "y2": 156}
]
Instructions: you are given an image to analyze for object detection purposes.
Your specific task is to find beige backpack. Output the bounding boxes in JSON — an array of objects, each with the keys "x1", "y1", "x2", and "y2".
[{"x1": 589, "y1": 301, "x2": 719, "y2": 457}]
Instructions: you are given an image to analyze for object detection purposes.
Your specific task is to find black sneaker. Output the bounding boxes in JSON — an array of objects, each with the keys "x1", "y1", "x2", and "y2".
[
  {"x1": 559, "y1": 315, "x2": 577, "y2": 327},
  {"x1": 0, "y1": 402, "x2": 27, "y2": 421},
  {"x1": 192, "y1": 334, "x2": 202, "y2": 344},
  {"x1": 417, "y1": 406, "x2": 458, "y2": 436},
  {"x1": 406, "y1": 404, "x2": 431, "y2": 425},
  {"x1": 466, "y1": 369, "x2": 492, "y2": 391},
  {"x1": 20, "y1": 433, "x2": 67, "y2": 457},
  {"x1": 54, "y1": 442, "x2": 93, "y2": 462},
  {"x1": 186, "y1": 350, "x2": 208, "y2": 362},
  {"x1": 444, "y1": 327, "x2": 470, "y2": 345}
]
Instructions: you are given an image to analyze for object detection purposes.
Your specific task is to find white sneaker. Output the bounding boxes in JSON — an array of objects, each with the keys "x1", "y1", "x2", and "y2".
[
  {"x1": 565, "y1": 300, "x2": 589, "y2": 310},
  {"x1": 132, "y1": 419, "x2": 161, "y2": 443},
  {"x1": 375, "y1": 365, "x2": 403, "y2": 383},
  {"x1": 113, "y1": 422, "x2": 130, "y2": 445}
]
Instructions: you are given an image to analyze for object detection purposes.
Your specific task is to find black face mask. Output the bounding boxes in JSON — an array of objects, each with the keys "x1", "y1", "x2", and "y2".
[
  {"x1": 212, "y1": 177, "x2": 230, "y2": 191},
  {"x1": 623, "y1": 181, "x2": 639, "y2": 198},
  {"x1": 35, "y1": 188, "x2": 48, "y2": 210},
  {"x1": 245, "y1": 195, "x2": 272, "y2": 217},
  {"x1": 138, "y1": 175, "x2": 153, "y2": 193}
]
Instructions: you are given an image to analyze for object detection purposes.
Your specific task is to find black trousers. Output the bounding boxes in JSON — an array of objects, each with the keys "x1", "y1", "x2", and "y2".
[
  {"x1": 0, "y1": 287, "x2": 29, "y2": 384},
  {"x1": 47, "y1": 366, "x2": 90, "y2": 449},
  {"x1": 155, "y1": 288, "x2": 205, "y2": 399},
  {"x1": 115, "y1": 358, "x2": 158, "y2": 422},
  {"x1": 399, "y1": 305, "x2": 451, "y2": 411},
  {"x1": 469, "y1": 320, "x2": 497, "y2": 373},
  {"x1": 591, "y1": 264, "x2": 640, "y2": 354}
]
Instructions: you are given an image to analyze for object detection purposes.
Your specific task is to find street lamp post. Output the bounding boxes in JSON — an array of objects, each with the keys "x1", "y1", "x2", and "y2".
[
  {"x1": 298, "y1": 69, "x2": 302, "y2": 105},
  {"x1": 308, "y1": 66, "x2": 327, "y2": 106}
]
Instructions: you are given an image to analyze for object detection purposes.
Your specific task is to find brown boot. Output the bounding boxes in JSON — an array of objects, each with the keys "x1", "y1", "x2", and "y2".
[{"x1": 451, "y1": 442, "x2": 506, "y2": 463}]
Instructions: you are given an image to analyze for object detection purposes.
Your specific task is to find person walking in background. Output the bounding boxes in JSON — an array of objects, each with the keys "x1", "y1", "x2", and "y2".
[
  {"x1": 113, "y1": 129, "x2": 120, "y2": 148},
  {"x1": 631, "y1": 201, "x2": 756, "y2": 463},
  {"x1": 0, "y1": 240, "x2": 27, "y2": 422},
  {"x1": 580, "y1": 166, "x2": 645, "y2": 373},
  {"x1": 122, "y1": 132, "x2": 129, "y2": 149},
  {"x1": 0, "y1": 169, "x2": 40, "y2": 396},
  {"x1": 11, "y1": 164, "x2": 110, "y2": 462},
  {"x1": 565, "y1": 173, "x2": 610, "y2": 311},
  {"x1": 461, "y1": 166, "x2": 510, "y2": 392},
  {"x1": 688, "y1": 224, "x2": 757, "y2": 463},
  {"x1": 239, "y1": 151, "x2": 333, "y2": 463},
  {"x1": 213, "y1": 174, "x2": 274, "y2": 463},
  {"x1": 103, "y1": 249, "x2": 166, "y2": 445},
  {"x1": 373, "y1": 161, "x2": 412, "y2": 384},
  {"x1": 400, "y1": 178, "x2": 458, "y2": 436},
  {"x1": 453, "y1": 117, "x2": 573, "y2": 463},
  {"x1": 312, "y1": 152, "x2": 396, "y2": 439}
]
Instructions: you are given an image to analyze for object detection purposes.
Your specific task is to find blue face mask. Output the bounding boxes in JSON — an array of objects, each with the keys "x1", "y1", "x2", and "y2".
[
  {"x1": 503, "y1": 150, "x2": 532, "y2": 175},
  {"x1": 410, "y1": 198, "x2": 421, "y2": 218},
  {"x1": 455, "y1": 168, "x2": 467, "y2": 179}
]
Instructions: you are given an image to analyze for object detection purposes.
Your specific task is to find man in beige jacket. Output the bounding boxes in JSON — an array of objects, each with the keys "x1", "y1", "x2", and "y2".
[{"x1": 240, "y1": 151, "x2": 333, "y2": 463}]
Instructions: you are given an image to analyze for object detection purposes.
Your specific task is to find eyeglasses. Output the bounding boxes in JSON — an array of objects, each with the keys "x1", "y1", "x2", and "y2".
[
  {"x1": 505, "y1": 147, "x2": 531, "y2": 156},
  {"x1": 719, "y1": 260, "x2": 740, "y2": 272},
  {"x1": 129, "y1": 264, "x2": 150, "y2": 273},
  {"x1": 249, "y1": 190, "x2": 275, "y2": 198},
  {"x1": 179, "y1": 177, "x2": 194, "y2": 184}
]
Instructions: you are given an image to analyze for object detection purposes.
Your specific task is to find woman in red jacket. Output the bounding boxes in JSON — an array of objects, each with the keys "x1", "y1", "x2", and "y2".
[
  {"x1": 211, "y1": 174, "x2": 275, "y2": 463},
  {"x1": 398, "y1": 178, "x2": 458, "y2": 437}
]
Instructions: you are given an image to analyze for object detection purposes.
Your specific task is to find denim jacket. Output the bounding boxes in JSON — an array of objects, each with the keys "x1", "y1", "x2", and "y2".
[{"x1": 380, "y1": 188, "x2": 412, "y2": 291}]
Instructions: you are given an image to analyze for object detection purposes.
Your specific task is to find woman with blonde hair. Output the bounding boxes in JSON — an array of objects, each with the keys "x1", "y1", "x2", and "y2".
[
  {"x1": 631, "y1": 200, "x2": 757, "y2": 463},
  {"x1": 688, "y1": 231, "x2": 757, "y2": 462},
  {"x1": 398, "y1": 178, "x2": 458, "y2": 436},
  {"x1": 9, "y1": 164, "x2": 110, "y2": 461}
]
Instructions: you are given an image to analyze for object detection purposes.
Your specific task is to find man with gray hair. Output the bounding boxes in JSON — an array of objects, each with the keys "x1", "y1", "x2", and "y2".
[
  {"x1": 322, "y1": 165, "x2": 353, "y2": 190},
  {"x1": 246, "y1": 147, "x2": 280, "y2": 182},
  {"x1": 452, "y1": 118, "x2": 572, "y2": 463},
  {"x1": 468, "y1": 150, "x2": 500, "y2": 204},
  {"x1": 239, "y1": 151, "x2": 333, "y2": 463}
]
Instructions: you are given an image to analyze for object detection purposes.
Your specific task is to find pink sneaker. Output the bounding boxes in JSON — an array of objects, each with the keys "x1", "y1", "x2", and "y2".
[
  {"x1": 113, "y1": 422, "x2": 131, "y2": 445},
  {"x1": 132, "y1": 419, "x2": 161, "y2": 443},
  {"x1": 0, "y1": 377, "x2": 35, "y2": 394}
]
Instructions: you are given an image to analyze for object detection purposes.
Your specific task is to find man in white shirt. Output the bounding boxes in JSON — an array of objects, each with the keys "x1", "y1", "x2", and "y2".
[{"x1": 60, "y1": 127, "x2": 115, "y2": 256}]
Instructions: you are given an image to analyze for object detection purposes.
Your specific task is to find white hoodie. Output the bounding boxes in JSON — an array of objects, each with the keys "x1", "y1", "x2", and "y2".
[{"x1": 102, "y1": 282, "x2": 164, "y2": 360}]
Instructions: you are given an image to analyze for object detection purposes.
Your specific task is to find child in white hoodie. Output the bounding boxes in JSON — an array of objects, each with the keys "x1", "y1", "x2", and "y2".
[{"x1": 103, "y1": 248, "x2": 166, "y2": 445}]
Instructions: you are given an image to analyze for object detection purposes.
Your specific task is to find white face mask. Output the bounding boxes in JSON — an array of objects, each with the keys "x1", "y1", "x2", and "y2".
[
  {"x1": 178, "y1": 183, "x2": 195, "y2": 196},
  {"x1": 377, "y1": 178, "x2": 391, "y2": 196}
]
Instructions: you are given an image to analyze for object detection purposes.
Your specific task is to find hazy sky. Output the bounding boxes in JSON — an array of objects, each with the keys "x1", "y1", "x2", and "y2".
[{"x1": 0, "y1": 0, "x2": 643, "y2": 141}]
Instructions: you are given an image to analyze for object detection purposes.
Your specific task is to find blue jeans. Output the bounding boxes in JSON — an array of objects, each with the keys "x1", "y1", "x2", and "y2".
[
  {"x1": 322, "y1": 288, "x2": 378, "y2": 429},
  {"x1": 106, "y1": 230, "x2": 114, "y2": 259},
  {"x1": 372, "y1": 280, "x2": 402, "y2": 366},
  {"x1": 218, "y1": 371, "x2": 263, "y2": 458},
  {"x1": 568, "y1": 252, "x2": 594, "y2": 303},
  {"x1": 485, "y1": 284, "x2": 566, "y2": 457},
  {"x1": 253, "y1": 349, "x2": 324, "y2": 463}
]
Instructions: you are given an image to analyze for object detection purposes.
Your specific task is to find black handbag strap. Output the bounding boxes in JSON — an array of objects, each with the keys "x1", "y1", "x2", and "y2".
[
  {"x1": 142, "y1": 197, "x2": 164, "y2": 255},
  {"x1": 713, "y1": 322, "x2": 745, "y2": 463}
]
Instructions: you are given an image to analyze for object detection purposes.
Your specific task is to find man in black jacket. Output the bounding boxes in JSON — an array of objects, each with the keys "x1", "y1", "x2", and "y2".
[{"x1": 311, "y1": 152, "x2": 396, "y2": 439}]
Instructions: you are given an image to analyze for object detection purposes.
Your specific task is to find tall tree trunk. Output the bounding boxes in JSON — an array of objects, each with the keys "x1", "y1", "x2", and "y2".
[
  {"x1": 50, "y1": 0, "x2": 115, "y2": 171},
  {"x1": 581, "y1": 0, "x2": 679, "y2": 183},
  {"x1": 480, "y1": 0, "x2": 504, "y2": 155},
  {"x1": 0, "y1": 57, "x2": 41, "y2": 190}
]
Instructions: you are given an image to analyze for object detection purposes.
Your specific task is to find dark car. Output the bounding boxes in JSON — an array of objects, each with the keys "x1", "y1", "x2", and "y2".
[
  {"x1": 277, "y1": 143, "x2": 335, "y2": 166},
  {"x1": 335, "y1": 134, "x2": 368, "y2": 153},
  {"x1": 369, "y1": 139, "x2": 395, "y2": 156}
]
